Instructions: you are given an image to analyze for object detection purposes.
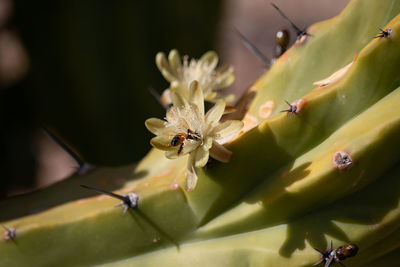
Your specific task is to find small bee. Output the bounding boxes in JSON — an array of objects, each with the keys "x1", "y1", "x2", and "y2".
[
  {"x1": 280, "y1": 100, "x2": 297, "y2": 114},
  {"x1": 271, "y1": 3, "x2": 309, "y2": 40},
  {"x1": 374, "y1": 28, "x2": 392, "y2": 38},
  {"x1": 313, "y1": 241, "x2": 359, "y2": 267},
  {"x1": 171, "y1": 129, "x2": 201, "y2": 155}
]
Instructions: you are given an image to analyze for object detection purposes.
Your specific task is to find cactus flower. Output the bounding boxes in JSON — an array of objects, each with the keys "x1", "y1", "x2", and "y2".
[
  {"x1": 155, "y1": 49, "x2": 235, "y2": 104},
  {"x1": 145, "y1": 81, "x2": 243, "y2": 191}
]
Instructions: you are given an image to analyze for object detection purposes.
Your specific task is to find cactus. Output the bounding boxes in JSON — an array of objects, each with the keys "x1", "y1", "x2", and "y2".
[{"x1": 1, "y1": 0, "x2": 400, "y2": 266}]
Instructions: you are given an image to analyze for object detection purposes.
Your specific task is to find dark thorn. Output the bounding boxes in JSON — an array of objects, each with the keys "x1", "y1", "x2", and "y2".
[
  {"x1": 234, "y1": 27, "x2": 271, "y2": 67},
  {"x1": 148, "y1": 87, "x2": 162, "y2": 105},
  {"x1": 81, "y1": 185, "x2": 138, "y2": 216},
  {"x1": 2, "y1": 225, "x2": 16, "y2": 242},
  {"x1": 148, "y1": 87, "x2": 170, "y2": 110},
  {"x1": 311, "y1": 259, "x2": 324, "y2": 266},
  {"x1": 280, "y1": 100, "x2": 296, "y2": 114},
  {"x1": 271, "y1": 2, "x2": 304, "y2": 37},
  {"x1": 313, "y1": 247, "x2": 324, "y2": 254},
  {"x1": 374, "y1": 28, "x2": 392, "y2": 38},
  {"x1": 324, "y1": 256, "x2": 335, "y2": 267},
  {"x1": 41, "y1": 126, "x2": 85, "y2": 168},
  {"x1": 80, "y1": 184, "x2": 127, "y2": 202}
]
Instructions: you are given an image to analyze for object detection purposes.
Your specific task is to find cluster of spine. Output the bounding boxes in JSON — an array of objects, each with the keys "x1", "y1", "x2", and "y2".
[{"x1": 1, "y1": 0, "x2": 400, "y2": 266}]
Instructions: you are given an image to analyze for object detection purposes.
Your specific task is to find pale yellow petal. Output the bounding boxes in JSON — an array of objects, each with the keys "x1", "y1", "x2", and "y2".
[
  {"x1": 209, "y1": 140, "x2": 232, "y2": 163},
  {"x1": 205, "y1": 99, "x2": 225, "y2": 126},
  {"x1": 165, "y1": 149, "x2": 180, "y2": 159},
  {"x1": 200, "y1": 51, "x2": 218, "y2": 69},
  {"x1": 189, "y1": 80, "x2": 204, "y2": 116},
  {"x1": 180, "y1": 139, "x2": 201, "y2": 155},
  {"x1": 168, "y1": 49, "x2": 182, "y2": 72},
  {"x1": 194, "y1": 147, "x2": 209, "y2": 168},
  {"x1": 210, "y1": 120, "x2": 243, "y2": 140},
  {"x1": 170, "y1": 81, "x2": 180, "y2": 91},
  {"x1": 186, "y1": 154, "x2": 198, "y2": 191},
  {"x1": 150, "y1": 136, "x2": 173, "y2": 151},
  {"x1": 155, "y1": 52, "x2": 176, "y2": 82},
  {"x1": 145, "y1": 118, "x2": 167, "y2": 135},
  {"x1": 171, "y1": 91, "x2": 189, "y2": 110},
  {"x1": 204, "y1": 91, "x2": 217, "y2": 102},
  {"x1": 223, "y1": 93, "x2": 236, "y2": 103},
  {"x1": 215, "y1": 67, "x2": 235, "y2": 88},
  {"x1": 203, "y1": 136, "x2": 214, "y2": 150}
]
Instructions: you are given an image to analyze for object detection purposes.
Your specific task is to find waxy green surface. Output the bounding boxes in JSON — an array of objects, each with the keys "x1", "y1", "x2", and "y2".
[{"x1": 1, "y1": 0, "x2": 400, "y2": 266}]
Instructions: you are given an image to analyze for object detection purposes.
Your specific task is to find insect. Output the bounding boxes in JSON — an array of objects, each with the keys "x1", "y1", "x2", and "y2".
[
  {"x1": 312, "y1": 241, "x2": 359, "y2": 267},
  {"x1": 374, "y1": 28, "x2": 392, "y2": 38},
  {"x1": 80, "y1": 185, "x2": 138, "y2": 216},
  {"x1": 271, "y1": 3, "x2": 308, "y2": 40},
  {"x1": 2, "y1": 225, "x2": 16, "y2": 242},
  {"x1": 280, "y1": 100, "x2": 297, "y2": 114},
  {"x1": 171, "y1": 129, "x2": 201, "y2": 155}
]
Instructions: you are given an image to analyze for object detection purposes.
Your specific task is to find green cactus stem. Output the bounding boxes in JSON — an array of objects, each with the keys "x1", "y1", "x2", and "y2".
[{"x1": 1, "y1": 0, "x2": 400, "y2": 266}]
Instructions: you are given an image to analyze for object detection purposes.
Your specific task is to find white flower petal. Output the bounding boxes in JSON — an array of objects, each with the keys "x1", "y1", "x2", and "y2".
[
  {"x1": 210, "y1": 120, "x2": 243, "y2": 140},
  {"x1": 204, "y1": 92, "x2": 217, "y2": 102},
  {"x1": 194, "y1": 147, "x2": 209, "y2": 168},
  {"x1": 209, "y1": 140, "x2": 232, "y2": 163},
  {"x1": 181, "y1": 139, "x2": 201, "y2": 155},
  {"x1": 205, "y1": 99, "x2": 225, "y2": 126},
  {"x1": 171, "y1": 91, "x2": 189, "y2": 111},
  {"x1": 165, "y1": 149, "x2": 180, "y2": 159},
  {"x1": 170, "y1": 80, "x2": 180, "y2": 91},
  {"x1": 200, "y1": 51, "x2": 218, "y2": 70},
  {"x1": 168, "y1": 49, "x2": 181, "y2": 73},
  {"x1": 203, "y1": 136, "x2": 213, "y2": 150},
  {"x1": 189, "y1": 80, "x2": 204, "y2": 116},
  {"x1": 150, "y1": 136, "x2": 174, "y2": 151},
  {"x1": 156, "y1": 52, "x2": 176, "y2": 82},
  {"x1": 186, "y1": 154, "x2": 198, "y2": 191},
  {"x1": 145, "y1": 118, "x2": 167, "y2": 135},
  {"x1": 215, "y1": 67, "x2": 235, "y2": 88},
  {"x1": 223, "y1": 93, "x2": 236, "y2": 103}
]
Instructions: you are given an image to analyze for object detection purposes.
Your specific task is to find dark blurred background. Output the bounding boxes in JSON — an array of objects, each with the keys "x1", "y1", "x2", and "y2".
[{"x1": 0, "y1": 0, "x2": 348, "y2": 197}]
